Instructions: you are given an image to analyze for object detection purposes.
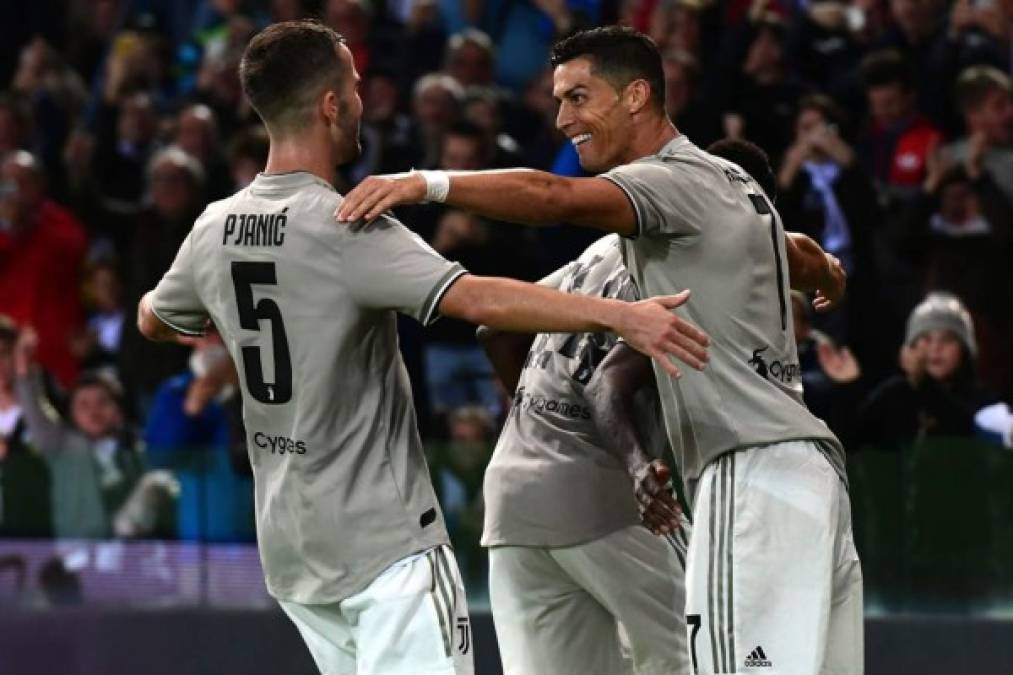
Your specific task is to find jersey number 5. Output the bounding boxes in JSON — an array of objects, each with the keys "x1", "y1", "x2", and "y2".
[{"x1": 231, "y1": 261, "x2": 293, "y2": 404}]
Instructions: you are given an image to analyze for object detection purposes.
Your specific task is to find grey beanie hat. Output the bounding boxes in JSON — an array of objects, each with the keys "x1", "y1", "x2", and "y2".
[{"x1": 905, "y1": 292, "x2": 977, "y2": 357}]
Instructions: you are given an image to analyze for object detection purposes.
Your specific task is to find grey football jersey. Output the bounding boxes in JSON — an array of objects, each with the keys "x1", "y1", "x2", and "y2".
[
  {"x1": 482, "y1": 235, "x2": 666, "y2": 548},
  {"x1": 602, "y1": 136, "x2": 845, "y2": 500},
  {"x1": 150, "y1": 172, "x2": 465, "y2": 603}
]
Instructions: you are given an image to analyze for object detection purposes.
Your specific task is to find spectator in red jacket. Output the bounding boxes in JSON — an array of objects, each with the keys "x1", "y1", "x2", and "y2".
[
  {"x1": 0, "y1": 150, "x2": 86, "y2": 387},
  {"x1": 860, "y1": 49, "x2": 941, "y2": 194}
]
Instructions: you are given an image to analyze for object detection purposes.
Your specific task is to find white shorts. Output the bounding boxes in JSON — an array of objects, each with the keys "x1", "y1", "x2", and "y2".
[
  {"x1": 684, "y1": 441, "x2": 863, "y2": 675},
  {"x1": 279, "y1": 545, "x2": 473, "y2": 675},
  {"x1": 489, "y1": 523, "x2": 691, "y2": 675}
]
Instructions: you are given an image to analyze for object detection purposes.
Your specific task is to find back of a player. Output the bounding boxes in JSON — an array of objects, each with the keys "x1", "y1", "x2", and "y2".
[
  {"x1": 603, "y1": 136, "x2": 863, "y2": 675},
  {"x1": 150, "y1": 171, "x2": 473, "y2": 674}
]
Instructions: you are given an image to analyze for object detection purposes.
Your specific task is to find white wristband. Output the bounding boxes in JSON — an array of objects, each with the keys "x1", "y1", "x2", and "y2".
[{"x1": 415, "y1": 169, "x2": 450, "y2": 203}]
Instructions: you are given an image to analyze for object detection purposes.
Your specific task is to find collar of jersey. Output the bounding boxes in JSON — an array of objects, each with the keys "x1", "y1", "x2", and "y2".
[
  {"x1": 252, "y1": 171, "x2": 336, "y2": 193},
  {"x1": 654, "y1": 134, "x2": 691, "y2": 159}
]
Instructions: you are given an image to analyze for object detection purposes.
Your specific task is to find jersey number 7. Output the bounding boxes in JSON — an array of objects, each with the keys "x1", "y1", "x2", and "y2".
[
  {"x1": 747, "y1": 193, "x2": 788, "y2": 331},
  {"x1": 231, "y1": 261, "x2": 293, "y2": 404}
]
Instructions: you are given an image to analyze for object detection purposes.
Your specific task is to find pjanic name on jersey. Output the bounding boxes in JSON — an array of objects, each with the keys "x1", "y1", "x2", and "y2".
[{"x1": 223, "y1": 208, "x2": 288, "y2": 247}]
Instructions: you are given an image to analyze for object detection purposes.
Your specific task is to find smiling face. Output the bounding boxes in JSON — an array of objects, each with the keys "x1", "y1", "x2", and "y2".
[
  {"x1": 553, "y1": 57, "x2": 637, "y2": 173},
  {"x1": 71, "y1": 383, "x2": 123, "y2": 440}
]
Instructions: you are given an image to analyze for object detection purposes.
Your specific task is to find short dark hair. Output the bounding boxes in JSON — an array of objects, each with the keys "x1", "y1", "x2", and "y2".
[
  {"x1": 706, "y1": 138, "x2": 776, "y2": 201},
  {"x1": 551, "y1": 26, "x2": 666, "y2": 113},
  {"x1": 71, "y1": 370, "x2": 125, "y2": 409},
  {"x1": 860, "y1": 49, "x2": 913, "y2": 91},
  {"x1": 956, "y1": 65, "x2": 1011, "y2": 113},
  {"x1": 239, "y1": 20, "x2": 346, "y2": 130}
]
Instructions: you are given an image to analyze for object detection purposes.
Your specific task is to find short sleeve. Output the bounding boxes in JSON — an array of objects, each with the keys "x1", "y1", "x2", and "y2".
[
  {"x1": 150, "y1": 232, "x2": 209, "y2": 336},
  {"x1": 341, "y1": 215, "x2": 468, "y2": 325},
  {"x1": 601, "y1": 161, "x2": 699, "y2": 238}
]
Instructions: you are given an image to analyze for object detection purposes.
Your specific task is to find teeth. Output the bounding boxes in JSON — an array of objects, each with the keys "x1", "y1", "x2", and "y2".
[{"x1": 571, "y1": 133, "x2": 592, "y2": 146}]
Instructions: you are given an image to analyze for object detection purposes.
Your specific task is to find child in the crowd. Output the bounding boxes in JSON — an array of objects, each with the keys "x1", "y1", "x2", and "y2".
[
  {"x1": 13, "y1": 326, "x2": 172, "y2": 539},
  {"x1": 857, "y1": 292, "x2": 996, "y2": 447}
]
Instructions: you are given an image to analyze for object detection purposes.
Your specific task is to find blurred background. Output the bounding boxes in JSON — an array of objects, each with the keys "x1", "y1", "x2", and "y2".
[{"x1": 0, "y1": 0, "x2": 1010, "y2": 673}]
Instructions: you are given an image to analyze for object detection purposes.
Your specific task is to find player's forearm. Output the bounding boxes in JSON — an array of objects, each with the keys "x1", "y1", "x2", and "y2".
[
  {"x1": 443, "y1": 169, "x2": 576, "y2": 226},
  {"x1": 476, "y1": 326, "x2": 534, "y2": 393},
  {"x1": 441, "y1": 276, "x2": 624, "y2": 335},
  {"x1": 585, "y1": 347, "x2": 656, "y2": 475},
  {"x1": 137, "y1": 292, "x2": 182, "y2": 343}
]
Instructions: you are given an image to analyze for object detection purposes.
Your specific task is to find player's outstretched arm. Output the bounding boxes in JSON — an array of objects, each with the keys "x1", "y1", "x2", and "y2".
[
  {"x1": 584, "y1": 342, "x2": 682, "y2": 535},
  {"x1": 785, "y1": 232, "x2": 846, "y2": 312},
  {"x1": 475, "y1": 326, "x2": 534, "y2": 394},
  {"x1": 335, "y1": 170, "x2": 638, "y2": 235},
  {"x1": 439, "y1": 275, "x2": 710, "y2": 379}
]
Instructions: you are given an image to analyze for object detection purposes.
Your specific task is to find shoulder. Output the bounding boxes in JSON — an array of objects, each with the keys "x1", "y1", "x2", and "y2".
[{"x1": 604, "y1": 156, "x2": 676, "y2": 185}]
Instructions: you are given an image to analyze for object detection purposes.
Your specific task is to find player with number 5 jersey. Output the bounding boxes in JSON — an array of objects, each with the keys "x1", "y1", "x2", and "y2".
[{"x1": 135, "y1": 20, "x2": 710, "y2": 675}]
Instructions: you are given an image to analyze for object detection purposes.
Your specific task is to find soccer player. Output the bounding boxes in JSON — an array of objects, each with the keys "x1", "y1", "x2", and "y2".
[
  {"x1": 337, "y1": 26, "x2": 860, "y2": 675},
  {"x1": 135, "y1": 21, "x2": 709, "y2": 675},
  {"x1": 478, "y1": 234, "x2": 692, "y2": 675}
]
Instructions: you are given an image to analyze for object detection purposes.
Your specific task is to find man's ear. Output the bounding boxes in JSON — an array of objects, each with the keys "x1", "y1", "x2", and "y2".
[
  {"x1": 624, "y1": 79, "x2": 652, "y2": 115},
  {"x1": 321, "y1": 90, "x2": 339, "y2": 125}
]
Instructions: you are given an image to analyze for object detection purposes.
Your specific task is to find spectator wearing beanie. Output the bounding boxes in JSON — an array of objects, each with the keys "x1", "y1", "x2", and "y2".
[{"x1": 856, "y1": 292, "x2": 996, "y2": 449}]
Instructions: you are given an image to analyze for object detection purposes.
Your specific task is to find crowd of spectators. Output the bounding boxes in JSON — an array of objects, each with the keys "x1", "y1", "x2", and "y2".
[{"x1": 0, "y1": 0, "x2": 1011, "y2": 606}]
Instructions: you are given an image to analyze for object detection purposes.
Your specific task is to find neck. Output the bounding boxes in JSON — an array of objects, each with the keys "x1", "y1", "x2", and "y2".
[
  {"x1": 621, "y1": 115, "x2": 679, "y2": 165},
  {"x1": 264, "y1": 127, "x2": 338, "y2": 186}
]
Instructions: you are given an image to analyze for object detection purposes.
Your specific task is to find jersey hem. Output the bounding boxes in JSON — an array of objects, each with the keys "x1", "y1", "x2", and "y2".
[
  {"x1": 421, "y1": 264, "x2": 468, "y2": 326},
  {"x1": 262, "y1": 533, "x2": 452, "y2": 605},
  {"x1": 148, "y1": 303, "x2": 207, "y2": 337}
]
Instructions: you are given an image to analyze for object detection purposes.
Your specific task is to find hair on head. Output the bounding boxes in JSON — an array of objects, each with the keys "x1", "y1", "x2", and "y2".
[
  {"x1": 551, "y1": 26, "x2": 666, "y2": 113},
  {"x1": 240, "y1": 20, "x2": 347, "y2": 130}
]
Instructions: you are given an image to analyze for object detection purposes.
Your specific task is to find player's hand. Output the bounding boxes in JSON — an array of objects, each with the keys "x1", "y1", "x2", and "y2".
[
  {"x1": 335, "y1": 173, "x2": 428, "y2": 224},
  {"x1": 632, "y1": 460, "x2": 682, "y2": 535},
  {"x1": 616, "y1": 290, "x2": 709, "y2": 379},
  {"x1": 812, "y1": 253, "x2": 846, "y2": 312}
]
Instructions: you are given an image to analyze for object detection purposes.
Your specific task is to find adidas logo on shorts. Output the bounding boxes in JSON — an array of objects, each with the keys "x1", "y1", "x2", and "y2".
[{"x1": 744, "y1": 646, "x2": 772, "y2": 668}]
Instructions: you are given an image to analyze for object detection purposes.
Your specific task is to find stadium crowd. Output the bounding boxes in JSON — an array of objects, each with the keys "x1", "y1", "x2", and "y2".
[{"x1": 0, "y1": 0, "x2": 1011, "y2": 608}]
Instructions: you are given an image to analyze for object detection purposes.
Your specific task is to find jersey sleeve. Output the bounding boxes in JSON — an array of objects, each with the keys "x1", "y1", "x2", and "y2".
[
  {"x1": 341, "y1": 215, "x2": 468, "y2": 325},
  {"x1": 601, "y1": 161, "x2": 700, "y2": 239},
  {"x1": 149, "y1": 232, "x2": 209, "y2": 336}
]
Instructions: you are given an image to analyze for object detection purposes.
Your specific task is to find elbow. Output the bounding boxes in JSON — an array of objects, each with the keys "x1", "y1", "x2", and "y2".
[{"x1": 137, "y1": 308, "x2": 157, "y2": 342}]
